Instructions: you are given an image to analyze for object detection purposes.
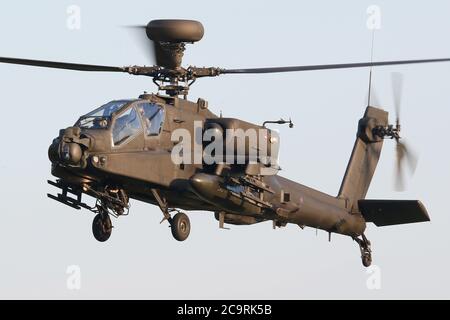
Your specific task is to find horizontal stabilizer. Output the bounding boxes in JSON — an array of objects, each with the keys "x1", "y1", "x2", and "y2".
[{"x1": 358, "y1": 200, "x2": 430, "y2": 227}]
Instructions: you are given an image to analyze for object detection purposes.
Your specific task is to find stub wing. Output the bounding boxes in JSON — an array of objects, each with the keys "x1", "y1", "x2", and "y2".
[{"x1": 358, "y1": 200, "x2": 430, "y2": 227}]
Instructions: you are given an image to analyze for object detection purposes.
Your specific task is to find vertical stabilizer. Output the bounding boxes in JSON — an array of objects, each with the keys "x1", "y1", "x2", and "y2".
[{"x1": 338, "y1": 106, "x2": 388, "y2": 212}]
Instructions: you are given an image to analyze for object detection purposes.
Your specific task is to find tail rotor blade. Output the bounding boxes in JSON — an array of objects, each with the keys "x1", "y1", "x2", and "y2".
[
  {"x1": 395, "y1": 142, "x2": 405, "y2": 191},
  {"x1": 394, "y1": 140, "x2": 418, "y2": 191},
  {"x1": 401, "y1": 140, "x2": 418, "y2": 175},
  {"x1": 391, "y1": 72, "x2": 404, "y2": 123},
  {"x1": 395, "y1": 163, "x2": 405, "y2": 191}
]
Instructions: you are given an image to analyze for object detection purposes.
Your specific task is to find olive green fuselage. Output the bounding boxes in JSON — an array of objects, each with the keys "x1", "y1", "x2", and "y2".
[{"x1": 50, "y1": 94, "x2": 376, "y2": 238}]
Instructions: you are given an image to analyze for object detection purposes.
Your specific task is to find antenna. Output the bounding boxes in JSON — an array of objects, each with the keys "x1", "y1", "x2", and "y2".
[{"x1": 367, "y1": 29, "x2": 376, "y2": 106}]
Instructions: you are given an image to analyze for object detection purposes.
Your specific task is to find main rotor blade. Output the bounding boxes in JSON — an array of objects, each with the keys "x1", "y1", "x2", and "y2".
[
  {"x1": 221, "y1": 58, "x2": 450, "y2": 74},
  {"x1": 123, "y1": 25, "x2": 156, "y2": 65},
  {"x1": 123, "y1": 25, "x2": 174, "y2": 68},
  {"x1": 0, "y1": 56, "x2": 126, "y2": 72}
]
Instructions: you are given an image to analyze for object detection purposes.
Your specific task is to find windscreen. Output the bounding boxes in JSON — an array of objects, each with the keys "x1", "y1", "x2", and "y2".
[{"x1": 77, "y1": 100, "x2": 132, "y2": 129}]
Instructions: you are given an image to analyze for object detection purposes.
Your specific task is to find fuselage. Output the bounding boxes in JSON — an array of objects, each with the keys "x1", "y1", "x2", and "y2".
[{"x1": 49, "y1": 93, "x2": 366, "y2": 238}]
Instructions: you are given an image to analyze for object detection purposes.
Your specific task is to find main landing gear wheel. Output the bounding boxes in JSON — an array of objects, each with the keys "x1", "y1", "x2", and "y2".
[
  {"x1": 170, "y1": 212, "x2": 191, "y2": 241},
  {"x1": 92, "y1": 213, "x2": 112, "y2": 242},
  {"x1": 355, "y1": 234, "x2": 372, "y2": 267}
]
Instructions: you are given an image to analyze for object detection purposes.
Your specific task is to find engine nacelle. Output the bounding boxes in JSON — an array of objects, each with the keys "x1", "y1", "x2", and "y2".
[{"x1": 203, "y1": 118, "x2": 280, "y2": 168}]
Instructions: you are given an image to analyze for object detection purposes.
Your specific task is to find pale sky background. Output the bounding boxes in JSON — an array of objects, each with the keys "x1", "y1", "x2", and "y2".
[{"x1": 0, "y1": 0, "x2": 449, "y2": 299}]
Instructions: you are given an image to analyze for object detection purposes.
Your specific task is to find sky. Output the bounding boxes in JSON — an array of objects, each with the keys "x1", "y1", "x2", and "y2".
[{"x1": 0, "y1": 0, "x2": 449, "y2": 299}]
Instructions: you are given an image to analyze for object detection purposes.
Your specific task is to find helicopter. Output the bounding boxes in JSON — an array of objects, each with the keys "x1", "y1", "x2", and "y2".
[{"x1": 0, "y1": 19, "x2": 444, "y2": 267}]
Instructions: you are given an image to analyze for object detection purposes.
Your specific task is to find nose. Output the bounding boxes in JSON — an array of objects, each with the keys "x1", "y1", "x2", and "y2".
[
  {"x1": 48, "y1": 138, "x2": 60, "y2": 163},
  {"x1": 48, "y1": 127, "x2": 88, "y2": 167},
  {"x1": 62, "y1": 142, "x2": 83, "y2": 165},
  {"x1": 48, "y1": 139, "x2": 83, "y2": 166}
]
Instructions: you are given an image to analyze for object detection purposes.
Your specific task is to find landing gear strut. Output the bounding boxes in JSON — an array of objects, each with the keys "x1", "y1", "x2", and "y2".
[
  {"x1": 89, "y1": 186, "x2": 129, "y2": 242},
  {"x1": 151, "y1": 189, "x2": 191, "y2": 241},
  {"x1": 48, "y1": 181, "x2": 128, "y2": 242},
  {"x1": 355, "y1": 234, "x2": 372, "y2": 267}
]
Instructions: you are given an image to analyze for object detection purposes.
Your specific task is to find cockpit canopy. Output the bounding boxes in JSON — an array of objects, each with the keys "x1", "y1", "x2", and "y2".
[
  {"x1": 76, "y1": 100, "x2": 132, "y2": 129},
  {"x1": 76, "y1": 100, "x2": 166, "y2": 147}
]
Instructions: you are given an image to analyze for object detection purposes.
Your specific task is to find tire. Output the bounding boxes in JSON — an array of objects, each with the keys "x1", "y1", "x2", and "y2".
[
  {"x1": 92, "y1": 213, "x2": 112, "y2": 242},
  {"x1": 362, "y1": 254, "x2": 372, "y2": 267},
  {"x1": 171, "y1": 212, "x2": 191, "y2": 241}
]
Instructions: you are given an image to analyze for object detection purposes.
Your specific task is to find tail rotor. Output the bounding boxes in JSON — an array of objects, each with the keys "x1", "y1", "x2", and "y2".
[{"x1": 391, "y1": 72, "x2": 418, "y2": 191}]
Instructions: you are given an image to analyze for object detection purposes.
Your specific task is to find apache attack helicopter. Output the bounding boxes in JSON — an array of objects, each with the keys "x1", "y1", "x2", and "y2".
[{"x1": 0, "y1": 19, "x2": 444, "y2": 267}]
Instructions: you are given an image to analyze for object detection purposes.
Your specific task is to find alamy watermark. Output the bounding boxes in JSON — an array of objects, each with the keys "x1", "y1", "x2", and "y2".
[
  {"x1": 366, "y1": 265, "x2": 381, "y2": 290},
  {"x1": 170, "y1": 121, "x2": 280, "y2": 175},
  {"x1": 66, "y1": 5, "x2": 81, "y2": 30},
  {"x1": 366, "y1": 5, "x2": 382, "y2": 30},
  {"x1": 66, "y1": 265, "x2": 81, "y2": 290}
]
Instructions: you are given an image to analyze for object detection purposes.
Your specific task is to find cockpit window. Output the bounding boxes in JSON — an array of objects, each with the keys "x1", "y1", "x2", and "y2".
[
  {"x1": 77, "y1": 100, "x2": 132, "y2": 129},
  {"x1": 112, "y1": 107, "x2": 142, "y2": 146},
  {"x1": 86, "y1": 100, "x2": 130, "y2": 117},
  {"x1": 136, "y1": 103, "x2": 165, "y2": 136},
  {"x1": 78, "y1": 117, "x2": 109, "y2": 129}
]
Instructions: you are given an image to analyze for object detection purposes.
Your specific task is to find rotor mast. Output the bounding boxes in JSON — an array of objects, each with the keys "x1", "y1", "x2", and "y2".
[{"x1": 143, "y1": 20, "x2": 203, "y2": 97}]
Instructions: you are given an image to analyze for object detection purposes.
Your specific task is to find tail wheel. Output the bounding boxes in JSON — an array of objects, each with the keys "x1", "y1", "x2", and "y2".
[
  {"x1": 356, "y1": 235, "x2": 372, "y2": 268},
  {"x1": 170, "y1": 212, "x2": 191, "y2": 241},
  {"x1": 92, "y1": 213, "x2": 112, "y2": 242},
  {"x1": 362, "y1": 253, "x2": 372, "y2": 267}
]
